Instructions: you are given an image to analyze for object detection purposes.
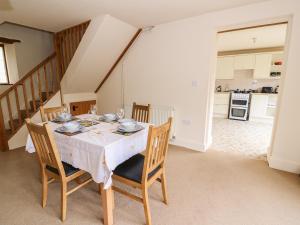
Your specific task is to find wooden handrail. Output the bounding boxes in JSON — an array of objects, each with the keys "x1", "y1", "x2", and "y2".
[
  {"x1": 94, "y1": 28, "x2": 142, "y2": 93},
  {"x1": 0, "y1": 53, "x2": 56, "y2": 99},
  {"x1": 0, "y1": 20, "x2": 90, "y2": 151}
]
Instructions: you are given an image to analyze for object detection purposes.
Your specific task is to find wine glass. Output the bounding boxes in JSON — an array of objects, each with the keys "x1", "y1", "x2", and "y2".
[
  {"x1": 62, "y1": 104, "x2": 68, "y2": 122},
  {"x1": 117, "y1": 108, "x2": 125, "y2": 120},
  {"x1": 90, "y1": 105, "x2": 97, "y2": 122},
  {"x1": 63, "y1": 104, "x2": 68, "y2": 113}
]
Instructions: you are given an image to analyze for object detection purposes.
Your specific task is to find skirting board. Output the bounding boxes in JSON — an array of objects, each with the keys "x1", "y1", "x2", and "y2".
[
  {"x1": 268, "y1": 156, "x2": 300, "y2": 174},
  {"x1": 170, "y1": 138, "x2": 206, "y2": 152}
]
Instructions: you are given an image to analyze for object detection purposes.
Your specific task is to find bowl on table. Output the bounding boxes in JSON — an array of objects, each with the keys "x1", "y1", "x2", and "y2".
[
  {"x1": 119, "y1": 120, "x2": 137, "y2": 130},
  {"x1": 118, "y1": 118, "x2": 135, "y2": 123},
  {"x1": 56, "y1": 113, "x2": 72, "y2": 122},
  {"x1": 103, "y1": 113, "x2": 117, "y2": 122},
  {"x1": 61, "y1": 121, "x2": 81, "y2": 133}
]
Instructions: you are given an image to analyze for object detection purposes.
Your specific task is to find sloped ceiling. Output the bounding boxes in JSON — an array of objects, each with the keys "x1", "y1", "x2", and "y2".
[{"x1": 0, "y1": 0, "x2": 269, "y2": 32}]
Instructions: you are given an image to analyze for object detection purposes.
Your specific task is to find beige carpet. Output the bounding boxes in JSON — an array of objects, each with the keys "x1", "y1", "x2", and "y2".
[{"x1": 1, "y1": 146, "x2": 300, "y2": 225}]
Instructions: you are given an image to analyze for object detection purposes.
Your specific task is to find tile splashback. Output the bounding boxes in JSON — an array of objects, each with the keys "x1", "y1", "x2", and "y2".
[{"x1": 215, "y1": 70, "x2": 280, "y2": 92}]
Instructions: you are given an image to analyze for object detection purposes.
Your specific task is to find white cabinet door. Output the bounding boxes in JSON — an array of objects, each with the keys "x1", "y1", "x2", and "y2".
[
  {"x1": 213, "y1": 93, "x2": 230, "y2": 118},
  {"x1": 250, "y1": 94, "x2": 268, "y2": 118},
  {"x1": 216, "y1": 56, "x2": 234, "y2": 79},
  {"x1": 253, "y1": 54, "x2": 272, "y2": 79},
  {"x1": 234, "y1": 54, "x2": 255, "y2": 70}
]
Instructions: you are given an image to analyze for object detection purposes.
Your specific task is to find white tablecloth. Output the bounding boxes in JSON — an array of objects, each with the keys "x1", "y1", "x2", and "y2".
[{"x1": 25, "y1": 114, "x2": 149, "y2": 188}]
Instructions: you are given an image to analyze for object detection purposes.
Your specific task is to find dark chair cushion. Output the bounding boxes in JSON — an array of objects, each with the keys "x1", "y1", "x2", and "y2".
[
  {"x1": 113, "y1": 153, "x2": 161, "y2": 183},
  {"x1": 46, "y1": 162, "x2": 80, "y2": 177}
]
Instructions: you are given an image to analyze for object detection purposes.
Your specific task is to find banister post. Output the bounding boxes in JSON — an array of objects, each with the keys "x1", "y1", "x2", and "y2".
[
  {"x1": 0, "y1": 101, "x2": 9, "y2": 151},
  {"x1": 54, "y1": 34, "x2": 62, "y2": 81}
]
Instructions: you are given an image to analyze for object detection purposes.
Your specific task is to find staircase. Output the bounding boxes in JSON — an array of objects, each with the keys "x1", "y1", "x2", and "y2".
[{"x1": 0, "y1": 21, "x2": 90, "y2": 151}]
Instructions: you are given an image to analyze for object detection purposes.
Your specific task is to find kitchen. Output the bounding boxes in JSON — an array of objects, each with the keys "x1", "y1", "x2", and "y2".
[{"x1": 211, "y1": 23, "x2": 287, "y2": 158}]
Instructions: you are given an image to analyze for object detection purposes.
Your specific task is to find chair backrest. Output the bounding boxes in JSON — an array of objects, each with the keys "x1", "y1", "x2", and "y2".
[
  {"x1": 40, "y1": 106, "x2": 64, "y2": 122},
  {"x1": 25, "y1": 119, "x2": 65, "y2": 177},
  {"x1": 142, "y1": 117, "x2": 172, "y2": 183},
  {"x1": 132, "y1": 102, "x2": 151, "y2": 123}
]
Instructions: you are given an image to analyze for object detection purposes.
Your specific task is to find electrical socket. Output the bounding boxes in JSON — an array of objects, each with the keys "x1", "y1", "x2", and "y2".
[{"x1": 182, "y1": 119, "x2": 191, "y2": 126}]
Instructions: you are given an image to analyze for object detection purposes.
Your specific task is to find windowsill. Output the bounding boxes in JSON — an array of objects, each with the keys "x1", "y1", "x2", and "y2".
[{"x1": 0, "y1": 83, "x2": 14, "y2": 85}]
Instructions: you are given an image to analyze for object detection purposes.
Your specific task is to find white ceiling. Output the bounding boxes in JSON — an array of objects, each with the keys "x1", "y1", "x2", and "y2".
[
  {"x1": 217, "y1": 23, "x2": 288, "y2": 51},
  {"x1": 0, "y1": 0, "x2": 269, "y2": 32}
]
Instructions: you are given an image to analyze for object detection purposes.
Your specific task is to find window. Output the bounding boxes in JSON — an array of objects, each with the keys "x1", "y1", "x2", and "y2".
[{"x1": 0, "y1": 45, "x2": 9, "y2": 84}]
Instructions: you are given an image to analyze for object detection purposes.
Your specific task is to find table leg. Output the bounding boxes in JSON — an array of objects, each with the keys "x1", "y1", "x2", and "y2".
[{"x1": 100, "y1": 184, "x2": 114, "y2": 225}]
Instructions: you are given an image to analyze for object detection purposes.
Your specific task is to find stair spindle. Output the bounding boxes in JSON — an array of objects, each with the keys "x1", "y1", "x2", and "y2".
[
  {"x1": 30, "y1": 75, "x2": 37, "y2": 112},
  {"x1": 22, "y1": 83, "x2": 30, "y2": 117},
  {"x1": 44, "y1": 64, "x2": 49, "y2": 99},
  {"x1": 0, "y1": 103, "x2": 8, "y2": 151},
  {"x1": 37, "y1": 69, "x2": 43, "y2": 105},
  {"x1": 6, "y1": 95, "x2": 14, "y2": 132},
  {"x1": 14, "y1": 88, "x2": 22, "y2": 126}
]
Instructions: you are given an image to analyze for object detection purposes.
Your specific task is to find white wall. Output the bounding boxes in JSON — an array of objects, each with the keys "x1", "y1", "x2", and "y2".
[
  {"x1": 61, "y1": 14, "x2": 137, "y2": 94},
  {"x1": 97, "y1": 0, "x2": 300, "y2": 173},
  {"x1": 0, "y1": 23, "x2": 54, "y2": 77}
]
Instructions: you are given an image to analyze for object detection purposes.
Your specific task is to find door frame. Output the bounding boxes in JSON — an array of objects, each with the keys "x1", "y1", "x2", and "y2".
[{"x1": 205, "y1": 15, "x2": 293, "y2": 159}]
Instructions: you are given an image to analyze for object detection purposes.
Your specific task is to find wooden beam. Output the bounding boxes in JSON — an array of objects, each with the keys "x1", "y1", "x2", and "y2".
[
  {"x1": 1, "y1": 21, "x2": 54, "y2": 34},
  {"x1": 218, "y1": 21, "x2": 288, "y2": 34},
  {"x1": 94, "y1": 28, "x2": 143, "y2": 93},
  {"x1": 218, "y1": 46, "x2": 284, "y2": 56},
  {"x1": 0, "y1": 37, "x2": 21, "y2": 44}
]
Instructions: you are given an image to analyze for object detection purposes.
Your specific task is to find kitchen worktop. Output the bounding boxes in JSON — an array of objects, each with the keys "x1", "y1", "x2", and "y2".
[{"x1": 215, "y1": 92, "x2": 278, "y2": 95}]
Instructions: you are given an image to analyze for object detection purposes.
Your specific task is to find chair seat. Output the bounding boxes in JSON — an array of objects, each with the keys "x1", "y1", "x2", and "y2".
[
  {"x1": 46, "y1": 162, "x2": 80, "y2": 177},
  {"x1": 113, "y1": 153, "x2": 161, "y2": 183}
]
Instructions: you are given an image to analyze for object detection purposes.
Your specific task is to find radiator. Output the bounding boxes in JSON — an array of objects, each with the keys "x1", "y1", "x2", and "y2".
[{"x1": 124, "y1": 104, "x2": 176, "y2": 139}]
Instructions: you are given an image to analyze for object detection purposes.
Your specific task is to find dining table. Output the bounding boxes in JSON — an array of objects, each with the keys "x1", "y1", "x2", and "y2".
[{"x1": 25, "y1": 114, "x2": 149, "y2": 225}]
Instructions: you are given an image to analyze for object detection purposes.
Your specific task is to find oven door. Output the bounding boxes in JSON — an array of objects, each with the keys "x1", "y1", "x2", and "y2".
[
  {"x1": 231, "y1": 98, "x2": 249, "y2": 107},
  {"x1": 229, "y1": 106, "x2": 248, "y2": 121}
]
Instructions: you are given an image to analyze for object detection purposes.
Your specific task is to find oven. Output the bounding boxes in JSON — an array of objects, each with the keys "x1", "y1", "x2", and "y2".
[
  {"x1": 229, "y1": 93, "x2": 251, "y2": 121},
  {"x1": 229, "y1": 106, "x2": 249, "y2": 120}
]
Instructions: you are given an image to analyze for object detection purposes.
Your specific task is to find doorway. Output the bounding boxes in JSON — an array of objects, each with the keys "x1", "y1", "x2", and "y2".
[{"x1": 210, "y1": 21, "x2": 289, "y2": 159}]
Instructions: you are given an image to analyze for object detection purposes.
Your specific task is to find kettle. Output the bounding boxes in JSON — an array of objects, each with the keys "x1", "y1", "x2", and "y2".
[{"x1": 216, "y1": 85, "x2": 222, "y2": 92}]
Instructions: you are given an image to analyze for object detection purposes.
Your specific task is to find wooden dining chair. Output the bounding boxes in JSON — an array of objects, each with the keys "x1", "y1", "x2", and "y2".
[
  {"x1": 112, "y1": 118, "x2": 172, "y2": 225},
  {"x1": 40, "y1": 105, "x2": 65, "y2": 122},
  {"x1": 132, "y1": 102, "x2": 151, "y2": 123},
  {"x1": 25, "y1": 119, "x2": 92, "y2": 221}
]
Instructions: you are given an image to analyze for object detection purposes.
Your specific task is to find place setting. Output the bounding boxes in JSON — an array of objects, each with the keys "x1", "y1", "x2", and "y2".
[
  {"x1": 98, "y1": 108, "x2": 145, "y2": 136},
  {"x1": 54, "y1": 105, "x2": 100, "y2": 136}
]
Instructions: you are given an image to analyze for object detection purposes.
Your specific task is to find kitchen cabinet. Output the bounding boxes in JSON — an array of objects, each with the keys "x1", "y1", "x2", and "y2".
[
  {"x1": 253, "y1": 53, "x2": 272, "y2": 79},
  {"x1": 234, "y1": 54, "x2": 255, "y2": 70},
  {"x1": 250, "y1": 94, "x2": 268, "y2": 118},
  {"x1": 249, "y1": 93, "x2": 278, "y2": 120},
  {"x1": 213, "y1": 93, "x2": 230, "y2": 118},
  {"x1": 216, "y1": 56, "x2": 234, "y2": 79}
]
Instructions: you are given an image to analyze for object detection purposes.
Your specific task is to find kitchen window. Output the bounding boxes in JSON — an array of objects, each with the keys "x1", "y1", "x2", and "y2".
[{"x1": 0, "y1": 45, "x2": 9, "y2": 84}]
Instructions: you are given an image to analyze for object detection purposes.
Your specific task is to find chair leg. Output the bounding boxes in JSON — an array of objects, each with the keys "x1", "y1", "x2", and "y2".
[
  {"x1": 161, "y1": 172, "x2": 168, "y2": 205},
  {"x1": 42, "y1": 171, "x2": 48, "y2": 208},
  {"x1": 61, "y1": 181, "x2": 67, "y2": 221},
  {"x1": 142, "y1": 187, "x2": 152, "y2": 225}
]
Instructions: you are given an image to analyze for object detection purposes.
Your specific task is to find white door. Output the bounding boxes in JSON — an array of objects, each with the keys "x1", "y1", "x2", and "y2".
[
  {"x1": 216, "y1": 56, "x2": 234, "y2": 79},
  {"x1": 253, "y1": 54, "x2": 272, "y2": 79}
]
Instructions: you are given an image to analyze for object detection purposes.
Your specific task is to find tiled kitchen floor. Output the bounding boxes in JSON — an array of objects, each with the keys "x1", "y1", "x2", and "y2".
[{"x1": 211, "y1": 118, "x2": 274, "y2": 160}]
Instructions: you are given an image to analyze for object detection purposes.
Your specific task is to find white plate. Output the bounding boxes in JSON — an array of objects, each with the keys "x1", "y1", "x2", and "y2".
[
  {"x1": 118, "y1": 118, "x2": 135, "y2": 123},
  {"x1": 117, "y1": 124, "x2": 144, "y2": 133},
  {"x1": 56, "y1": 126, "x2": 83, "y2": 133},
  {"x1": 53, "y1": 117, "x2": 73, "y2": 122}
]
